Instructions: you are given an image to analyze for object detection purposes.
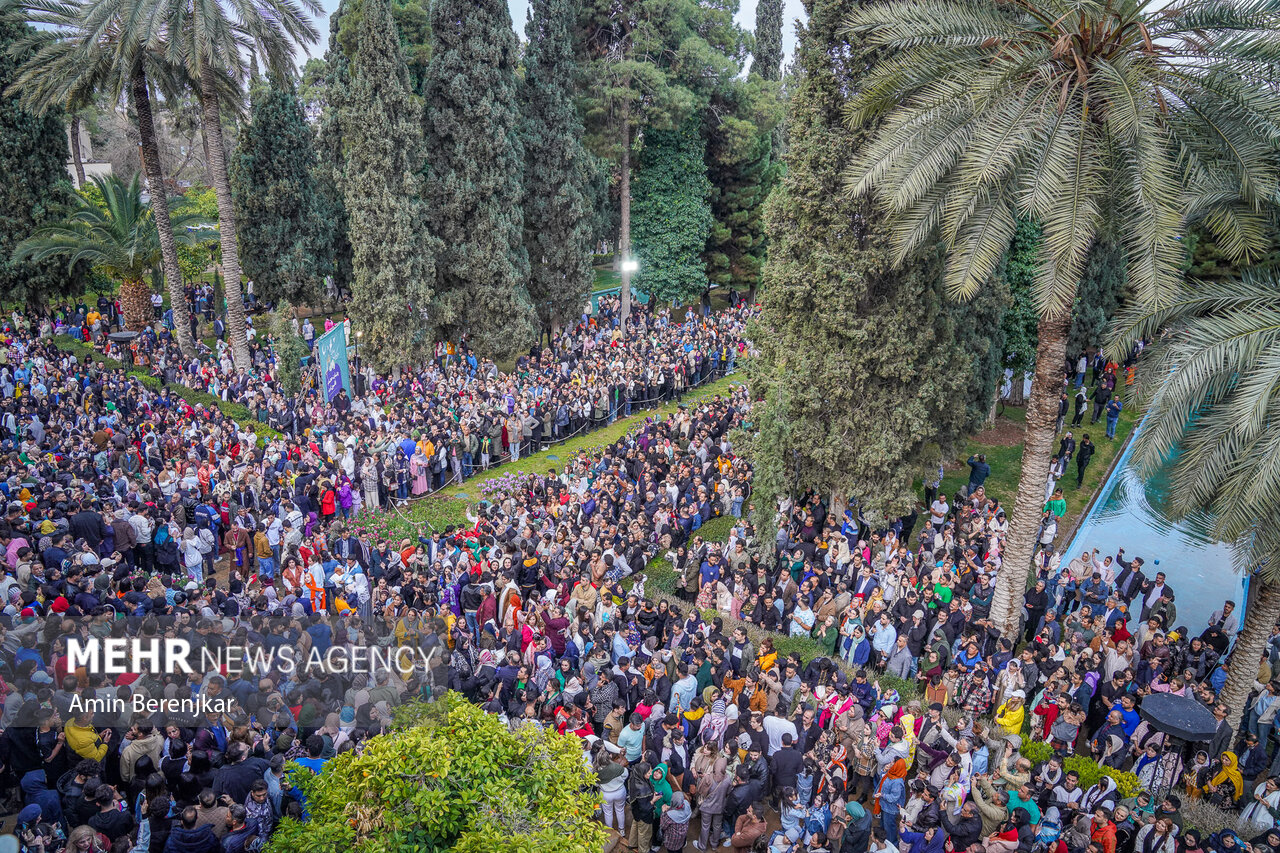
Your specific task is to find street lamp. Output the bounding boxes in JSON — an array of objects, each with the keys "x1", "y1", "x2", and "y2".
[
  {"x1": 354, "y1": 328, "x2": 364, "y2": 396},
  {"x1": 621, "y1": 258, "x2": 639, "y2": 273}
]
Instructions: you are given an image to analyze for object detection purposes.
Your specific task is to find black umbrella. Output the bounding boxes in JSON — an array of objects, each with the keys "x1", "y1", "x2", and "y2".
[
  {"x1": 1139, "y1": 691, "x2": 1218, "y2": 742},
  {"x1": 107, "y1": 330, "x2": 139, "y2": 343}
]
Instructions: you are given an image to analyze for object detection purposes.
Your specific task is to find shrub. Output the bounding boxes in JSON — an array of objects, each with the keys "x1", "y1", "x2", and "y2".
[
  {"x1": 1179, "y1": 798, "x2": 1236, "y2": 836},
  {"x1": 1060, "y1": 754, "x2": 1144, "y2": 799},
  {"x1": 266, "y1": 693, "x2": 607, "y2": 853},
  {"x1": 1021, "y1": 742, "x2": 1054, "y2": 766}
]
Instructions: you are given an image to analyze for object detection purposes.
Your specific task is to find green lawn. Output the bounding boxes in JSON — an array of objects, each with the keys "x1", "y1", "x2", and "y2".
[
  {"x1": 437, "y1": 373, "x2": 743, "y2": 499},
  {"x1": 937, "y1": 390, "x2": 1138, "y2": 534},
  {"x1": 593, "y1": 266, "x2": 621, "y2": 291},
  {"x1": 353, "y1": 373, "x2": 745, "y2": 539}
]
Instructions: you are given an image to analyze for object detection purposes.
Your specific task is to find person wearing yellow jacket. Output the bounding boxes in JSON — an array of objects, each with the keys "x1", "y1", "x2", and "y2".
[
  {"x1": 64, "y1": 712, "x2": 110, "y2": 761},
  {"x1": 994, "y1": 690, "x2": 1027, "y2": 737}
]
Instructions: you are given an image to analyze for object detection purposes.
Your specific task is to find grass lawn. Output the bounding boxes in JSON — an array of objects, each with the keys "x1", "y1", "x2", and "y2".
[
  {"x1": 937, "y1": 390, "x2": 1138, "y2": 534},
  {"x1": 593, "y1": 266, "x2": 622, "y2": 291},
  {"x1": 353, "y1": 373, "x2": 746, "y2": 540},
  {"x1": 437, "y1": 373, "x2": 743, "y2": 499}
]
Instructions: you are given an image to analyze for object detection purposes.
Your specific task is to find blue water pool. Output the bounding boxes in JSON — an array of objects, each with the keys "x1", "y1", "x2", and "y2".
[{"x1": 1063, "y1": 418, "x2": 1243, "y2": 634}]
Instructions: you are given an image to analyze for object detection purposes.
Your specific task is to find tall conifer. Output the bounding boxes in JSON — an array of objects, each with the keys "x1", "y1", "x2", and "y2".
[
  {"x1": 747, "y1": 0, "x2": 991, "y2": 520},
  {"x1": 423, "y1": 0, "x2": 534, "y2": 357},
  {"x1": 341, "y1": 0, "x2": 437, "y2": 369},
  {"x1": 521, "y1": 0, "x2": 594, "y2": 334},
  {"x1": 231, "y1": 77, "x2": 333, "y2": 307}
]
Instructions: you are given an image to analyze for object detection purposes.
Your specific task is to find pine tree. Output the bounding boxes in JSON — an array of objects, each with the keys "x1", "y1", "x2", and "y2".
[
  {"x1": 231, "y1": 76, "x2": 333, "y2": 307},
  {"x1": 340, "y1": 0, "x2": 438, "y2": 370},
  {"x1": 0, "y1": 17, "x2": 87, "y2": 307},
  {"x1": 754, "y1": 0, "x2": 785, "y2": 81},
  {"x1": 746, "y1": 0, "x2": 979, "y2": 522},
  {"x1": 423, "y1": 0, "x2": 534, "y2": 357},
  {"x1": 576, "y1": 0, "x2": 747, "y2": 332},
  {"x1": 521, "y1": 0, "x2": 594, "y2": 334},
  {"x1": 632, "y1": 119, "x2": 714, "y2": 304}
]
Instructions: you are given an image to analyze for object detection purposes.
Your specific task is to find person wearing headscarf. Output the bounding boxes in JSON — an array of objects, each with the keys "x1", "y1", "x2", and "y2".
[
  {"x1": 841, "y1": 800, "x2": 873, "y2": 853},
  {"x1": 1240, "y1": 777, "x2": 1280, "y2": 835},
  {"x1": 1082, "y1": 775, "x2": 1119, "y2": 813},
  {"x1": 875, "y1": 757, "x2": 908, "y2": 845},
  {"x1": 1207, "y1": 830, "x2": 1246, "y2": 853},
  {"x1": 1250, "y1": 828, "x2": 1280, "y2": 853},
  {"x1": 1203, "y1": 752, "x2": 1245, "y2": 804},
  {"x1": 659, "y1": 790, "x2": 692, "y2": 851}
]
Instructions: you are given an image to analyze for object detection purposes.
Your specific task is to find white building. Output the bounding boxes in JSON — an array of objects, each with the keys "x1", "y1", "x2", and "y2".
[{"x1": 67, "y1": 122, "x2": 113, "y2": 188}]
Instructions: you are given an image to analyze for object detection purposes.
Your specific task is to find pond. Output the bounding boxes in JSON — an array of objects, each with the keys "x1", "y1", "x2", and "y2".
[{"x1": 1063, "y1": 416, "x2": 1244, "y2": 634}]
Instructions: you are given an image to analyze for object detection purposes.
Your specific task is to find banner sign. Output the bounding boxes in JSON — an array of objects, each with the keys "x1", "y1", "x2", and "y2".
[{"x1": 315, "y1": 324, "x2": 351, "y2": 402}]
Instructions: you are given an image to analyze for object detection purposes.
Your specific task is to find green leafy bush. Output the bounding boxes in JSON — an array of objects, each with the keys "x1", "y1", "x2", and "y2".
[{"x1": 266, "y1": 693, "x2": 607, "y2": 853}]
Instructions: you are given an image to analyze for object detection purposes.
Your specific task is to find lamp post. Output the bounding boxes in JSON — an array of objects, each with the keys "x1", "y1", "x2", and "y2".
[
  {"x1": 355, "y1": 329, "x2": 364, "y2": 396},
  {"x1": 620, "y1": 258, "x2": 638, "y2": 333}
]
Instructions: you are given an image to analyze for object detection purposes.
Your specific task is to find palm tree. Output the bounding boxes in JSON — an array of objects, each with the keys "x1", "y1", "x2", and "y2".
[
  {"x1": 143, "y1": 0, "x2": 321, "y2": 370},
  {"x1": 1112, "y1": 273, "x2": 1280, "y2": 717},
  {"x1": 14, "y1": 174, "x2": 211, "y2": 329},
  {"x1": 840, "y1": 0, "x2": 1280, "y2": 636},
  {"x1": 2, "y1": 0, "x2": 201, "y2": 355}
]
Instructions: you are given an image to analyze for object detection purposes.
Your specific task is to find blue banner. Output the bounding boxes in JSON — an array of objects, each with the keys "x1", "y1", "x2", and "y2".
[{"x1": 315, "y1": 324, "x2": 351, "y2": 402}]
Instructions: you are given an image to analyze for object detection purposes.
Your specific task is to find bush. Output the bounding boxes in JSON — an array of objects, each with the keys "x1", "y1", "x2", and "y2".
[
  {"x1": 1061, "y1": 755, "x2": 1144, "y2": 799},
  {"x1": 1021, "y1": 742, "x2": 1054, "y2": 766},
  {"x1": 592, "y1": 253, "x2": 615, "y2": 268},
  {"x1": 266, "y1": 693, "x2": 607, "y2": 853},
  {"x1": 1179, "y1": 798, "x2": 1236, "y2": 835}
]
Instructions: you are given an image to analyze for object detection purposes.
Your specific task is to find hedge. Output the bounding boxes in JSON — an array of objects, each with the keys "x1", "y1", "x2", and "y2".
[
  {"x1": 52, "y1": 335, "x2": 285, "y2": 440},
  {"x1": 1020, "y1": 741, "x2": 1144, "y2": 799}
]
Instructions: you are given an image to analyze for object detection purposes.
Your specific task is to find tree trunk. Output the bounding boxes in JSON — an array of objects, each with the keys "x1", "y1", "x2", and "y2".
[
  {"x1": 1221, "y1": 579, "x2": 1280, "y2": 721},
  {"x1": 119, "y1": 278, "x2": 152, "y2": 331},
  {"x1": 989, "y1": 314, "x2": 1069, "y2": 636},
  {"x1": 69, "y1": 115, "x2": 86, "y2": 188},
  {"x1": 618, "y1": 104, "x2": 631, "y2": 339},
  {"x1": 199, "y1": 65, "x2": 251, "y2": 370},
  {"x1": 1009, "y1": 373, "x2": 1027, "y2": 406},
  {"x1": 132, "y1": 69, "x2": 197, "y2": 357}
]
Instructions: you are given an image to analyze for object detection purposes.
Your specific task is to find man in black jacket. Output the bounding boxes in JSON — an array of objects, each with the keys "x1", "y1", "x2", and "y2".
[
  {"x1": 941, "y1": 800, "x2": 983, "y2": 850},
  {"x1": 1075, "y1": 434, "x2": 1096, "y2": 487},
  {"x1": 69, "y1": 503, "x2": 109, "y2": 553},
  {"x1": 769, "y1": 733, "x2": 804, "y2": 798},
  {"x1": 211, "y1": 742, "x2": 270, "y2": 806}
]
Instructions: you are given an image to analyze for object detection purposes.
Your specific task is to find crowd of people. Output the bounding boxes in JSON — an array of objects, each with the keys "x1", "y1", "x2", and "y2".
[
  {"x1": 1, "y1": 291, "x2": 1277, "y2": 853},
  {"x1": 50, "y1": 290, "x2": 752, "y2": 489}
]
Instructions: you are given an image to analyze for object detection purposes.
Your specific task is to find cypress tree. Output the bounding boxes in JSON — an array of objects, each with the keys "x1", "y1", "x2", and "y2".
[
  {"x1": 231, "y1": 76, "x2": 333, "y2": 307},
  {"x1": 703, "y1": 76, "x2": 783, "y2": 294},
  {"x1": 521, "y1": 0, "x2": 594, "y2": 333},
  {"x1": 632, "y1": 119, "x2": 714, "y2": 304},
  {"x1": 0, "y1": 17, "x2": 87, "y2": 307},
  {"x1": 314, "y1": 0, "x2": 356, "y2": 300},
  {"x1": 341, "y1": 0, "x2": 438, "y2": 370},
  {"x1": 747, "y1": 0, "x2": 978, "y2": 521},
  {"x1": 423, "y1": 0, "x2": 534, "y2": 357},
  {"x1": 754, "y1": 0, "x2": 785, "y2": 81},
  {"x1": 1067, "y1": 239, "x2": 1127, "y2": 356}
]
